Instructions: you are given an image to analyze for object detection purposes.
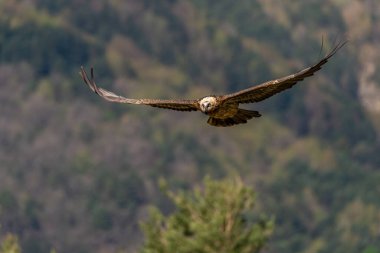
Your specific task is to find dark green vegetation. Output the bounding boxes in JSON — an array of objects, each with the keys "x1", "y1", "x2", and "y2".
[
  {"x1": 141, "y1": 177, "x2": 273, "y2": 253},
  {"x1": 1, "y1": 0, "x2": 380, "y2": 252},
  {"x1": 1, "y1": 177, "x2": 273, "y2": 253}
]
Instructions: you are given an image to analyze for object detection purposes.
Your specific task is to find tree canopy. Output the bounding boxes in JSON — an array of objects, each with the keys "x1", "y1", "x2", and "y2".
[{"x1": 141, "y1": 177, "x2": 274, "y2": 253}]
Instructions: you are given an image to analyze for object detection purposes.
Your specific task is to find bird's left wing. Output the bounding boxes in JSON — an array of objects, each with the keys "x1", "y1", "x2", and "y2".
[
  {"x1": 220, "y1": 40, "x2": 347, "y2": 104},
  {"x1": 80, "y1": 67, "x2": 199, "y2": 112}
]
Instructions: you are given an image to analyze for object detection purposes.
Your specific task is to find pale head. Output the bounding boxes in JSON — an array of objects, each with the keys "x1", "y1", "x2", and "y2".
[{"x1": 199, "y1": 96, "x2": 217, "y2": 113}]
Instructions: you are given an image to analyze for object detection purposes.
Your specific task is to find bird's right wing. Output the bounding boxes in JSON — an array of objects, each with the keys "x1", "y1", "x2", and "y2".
[{"x1": 80, "y1": 67, "x2": 200, "y2": 112}]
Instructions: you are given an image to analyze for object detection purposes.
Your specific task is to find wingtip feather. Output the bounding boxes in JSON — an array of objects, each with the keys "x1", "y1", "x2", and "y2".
[
  {"x1": 324, "y1": 38, "x2": 348, "y2": 60},
  {"x1": 80, "y1": 66, "x2": 98, "y2": 94}
]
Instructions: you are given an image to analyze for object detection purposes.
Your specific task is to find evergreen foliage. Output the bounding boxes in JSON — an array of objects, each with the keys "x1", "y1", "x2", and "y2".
[{"x1": 140, "y1": 177, "x2": 274, "y2": 253}]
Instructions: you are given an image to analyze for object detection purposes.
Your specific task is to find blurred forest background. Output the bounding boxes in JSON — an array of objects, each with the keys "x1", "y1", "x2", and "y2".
[{"x1": 1, "y1": 0, "x2": 380, "y2": 252}]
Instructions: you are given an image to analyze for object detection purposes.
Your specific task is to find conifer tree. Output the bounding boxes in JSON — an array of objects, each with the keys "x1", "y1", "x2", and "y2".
[{"x1": 140, "y1": 176, "x2": 274, "y2": 253}]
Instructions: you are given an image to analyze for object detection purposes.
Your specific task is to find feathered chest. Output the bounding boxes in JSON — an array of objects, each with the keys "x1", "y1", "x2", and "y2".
[{"x1": 206, "y1": 102, "x2": 239, "y2": 119}]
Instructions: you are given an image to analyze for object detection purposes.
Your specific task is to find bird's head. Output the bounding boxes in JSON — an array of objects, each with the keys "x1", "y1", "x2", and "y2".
[{"x1": 199, "y1": 96, "x2": 217, "y2": 113}]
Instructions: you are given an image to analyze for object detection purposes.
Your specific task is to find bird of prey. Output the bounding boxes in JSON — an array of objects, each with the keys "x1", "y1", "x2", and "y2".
[{"x1": 80, "y1": 41, "x2": 346, "y2": 127}]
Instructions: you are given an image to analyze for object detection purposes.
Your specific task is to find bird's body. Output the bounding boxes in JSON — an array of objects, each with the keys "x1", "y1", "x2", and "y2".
[
  {"x1": 80, "y1": 40, "x2": 346, "y2": 127},
  {"x1": 204, "y1": 98, "x2": 238, "y2": 118},
  {"x1": 197, "y1": 96, "x2": 260, "y2": 126}
]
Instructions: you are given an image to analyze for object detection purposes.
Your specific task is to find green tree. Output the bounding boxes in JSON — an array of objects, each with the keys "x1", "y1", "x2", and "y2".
[{"x1": 140, "y1": 176, "x2": 274, "y2": 253}]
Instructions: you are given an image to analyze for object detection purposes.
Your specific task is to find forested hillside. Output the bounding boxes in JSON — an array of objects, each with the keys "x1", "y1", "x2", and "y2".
[{"x1": 0, "y1": 0, "x2": 380, "y2": 252}]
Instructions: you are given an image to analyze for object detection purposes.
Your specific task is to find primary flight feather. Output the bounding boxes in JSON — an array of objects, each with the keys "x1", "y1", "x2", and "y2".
[{"x1": 80, "y1": 40, "x2": 346, "y2": 127}]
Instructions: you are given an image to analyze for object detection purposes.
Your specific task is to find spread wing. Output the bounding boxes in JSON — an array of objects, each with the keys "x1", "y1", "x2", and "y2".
[
  {"x1": 221, "y1": 40, "x2": 347, "y2": 104},
  {"x1": 80, "y1": 67, "x2": 199, "y2": 112}
]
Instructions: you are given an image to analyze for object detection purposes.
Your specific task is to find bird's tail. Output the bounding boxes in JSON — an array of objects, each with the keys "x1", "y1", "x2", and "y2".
[{"x1": 207, "y1": 109, "x2": 261, "y2": 127}]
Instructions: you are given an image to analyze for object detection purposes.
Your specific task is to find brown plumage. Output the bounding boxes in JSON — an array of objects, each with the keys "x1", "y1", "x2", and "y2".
[{"x1": 80, "y1": 40, "x2": 346, "y2": 127}]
